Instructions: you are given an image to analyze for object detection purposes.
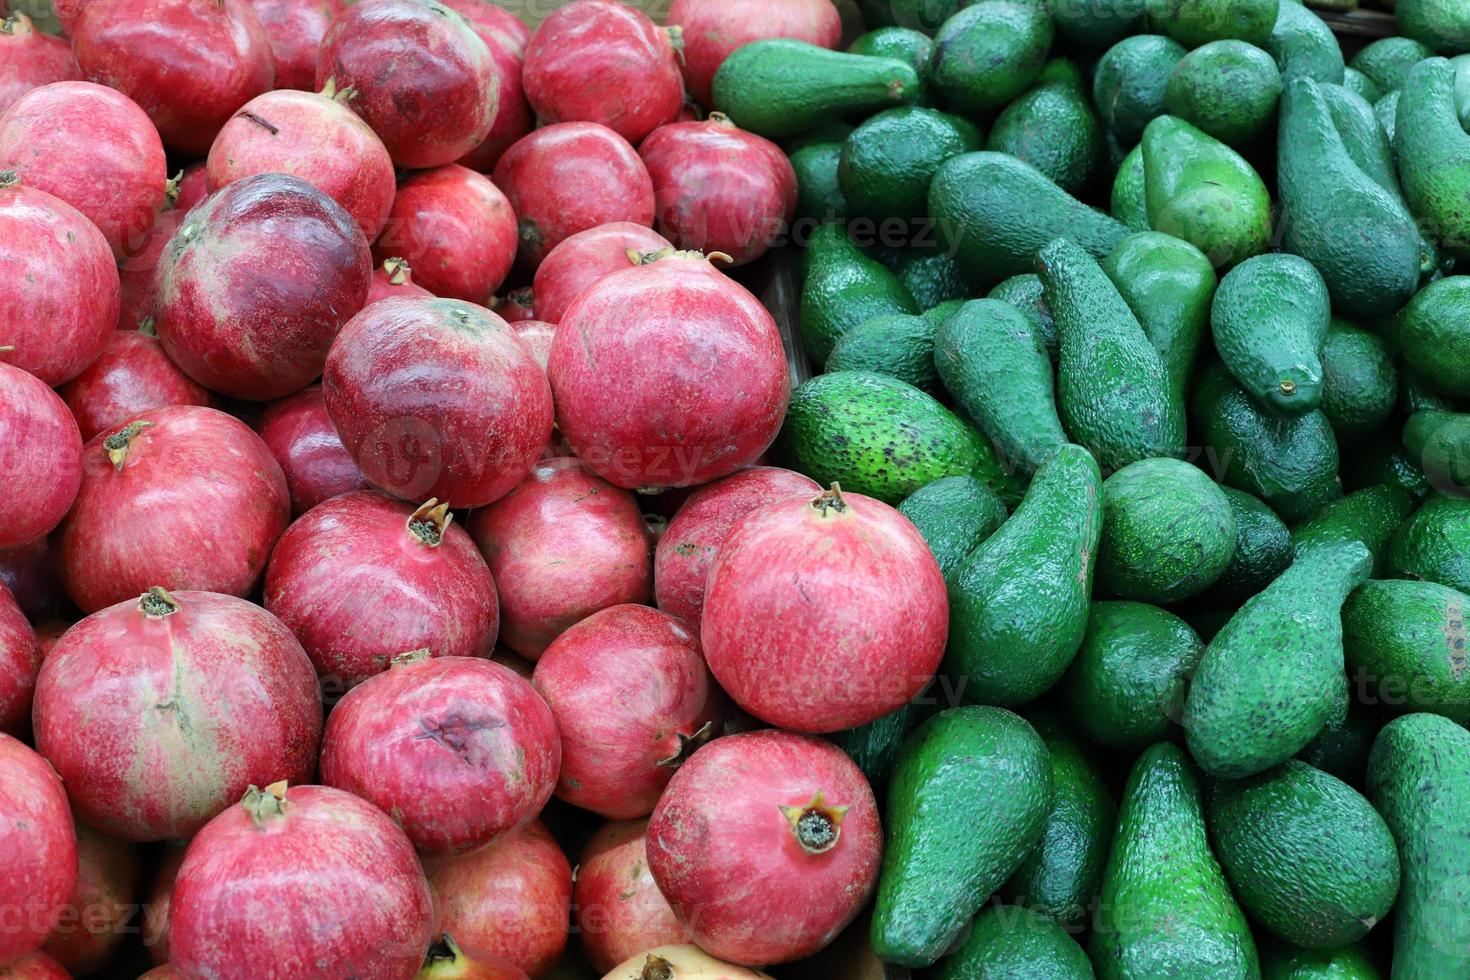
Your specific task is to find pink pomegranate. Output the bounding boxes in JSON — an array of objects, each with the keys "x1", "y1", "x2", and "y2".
[
  {"x1": 522, "y1": 0, "x2": 683, "y2": 145},
  {"x1": 373, "y1": 164, "x2": 518, "y2": 303},
  {"x1": 532, "y1": 221, "x2": 673, "y2": 324},
  {"x1": 256, "y1": 385, "x2": 370, "y2": 515},
  {"x1": 246, "y1": 0, "x2": 343, "y2": 90},
  {"x1": 667, "y1": 0, "x2": 842, "y2": 105},
  {"x1": 656, "y1": 467, "x2": 821, "y2": 626},
  {"x1": 426, "y1": 821, "x2": 572, "y2": 977},
  {"x1": 0, "y1": 952, "x2": 71, "y2": 980},
  {"x1": 317, "y1": 0, "x2": 497, "y2": 169},
  {"x1": 0, "y1": 13, "x2": 80, "y2": 115},
  {"x1": 264, "y1": 492, "x2": 499, "y2": 687},
  {"x1": 0, "y1": 735, "x2": 76, "y2": 965},
  {"x1": 511, "y1": 320, "x2": 554, "y2": 371},
  {"x1": 58, "y1": 330, "x2": 212, "y2": 441},
  {"x1": 367, "y1": 256, "x2": 435, "y2": 306},
  {"x1": 574, "y1": 820, "x2": 687, "y2": 972},
  {"x1": 56, "y1": 406, "x2": 290, "y2": 613},
  {"x1": 0, "y1": 174, "x2": 119, "y2": 386},
  {"x1": 153, "y1": 172, "x2": 372, "y2": 401},
  {"x1": 0, "y1": 363, "x2": 82, "y2": 550},
  {"x1": 0, "y1": 539, "x2": 62, "y2": 623},
  {"x1": 492, "y1": 123, "x2": 655, "y2": 268},
  {"x1": 142, "y1": 844, "x2": 185, "y2": 965},
  {"x1": 71, "y1": 0, "x2": 274, "y2": 155},
  {"x1": 41, "y1": 823, "x2": 142, "y2": 975},
  {"x1": 170, "y1": 782, "x2": 435, "y2": 980},
  {"x1": 491, "y1": 287, "x2": 536, "y2": 323},
  {"x1": 647, "y1": 731, "x2": 882, "y2": 965},
  {"x1": 419, "y1": 936, "x2": 531, "y2": 980},
  {"x1": 323, "y1": 297, "x2": 553, "y2": 508},
  {"x1": 0, "y1": 585, "x2": 38, "y2": 739},
  {"x1": 600, "y1": 946, "x2": 773, "y2": 980},
  {"x1": 205, "y1": 84, "x2": 396, "y2": 241},
  {"x1": 442, "y1": 0, "x2": 532, "y2": 171},
  {"x1": 548, "y1": 251, "x2": 789, "y2": 489}
]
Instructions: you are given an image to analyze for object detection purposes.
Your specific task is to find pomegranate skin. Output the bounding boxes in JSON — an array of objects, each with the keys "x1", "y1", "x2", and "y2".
[
  {"x1": 655, "y1": 467, "x2": 821, "y2": 627},
  {"x1": 0, "y1": 13, "x2": 80, "y2": 116},
  {"x1": 548, "y1": 253, "x2": 790, "y2": 489},
  {"x1": 59, "y1": 330, "x2": 213, "y2": 442},
  {"x1": 511, "y1": 320, "x2": 554, "y2": 371},
  {"x1": 245, "y1": 0, "x2": 343, "y2": 90},
  {"x1": 173, "y1": 164, "x2": 209, "y2": 212},
  {"x1": 0, "y1": 586, "x2": 38, "y2": 739},
  {"x1": 0, "y1": 363, "x2": 83, "y2": 550},
  {"x1": 41, "y1": 823, "x2": 143, "y2": 974},
  {"x1": 56, "y1": 405, "x2": 290, "y2": 614},
  {"x1": 170, "y1": 783, "x2": 435, "y2": 980},
  {"x1": 373, "y1": 164, "x2": 518, "y2": 303},
  {"x1": 492, "y1": 123, "x2": 655, "y2": 268},
  {"x1": 256, "y1": 385, "x2": 369, "y2": 515},
  {"x1": 600, "y1": 946, "x2": 773, "y2": 980},
  {"x1": 0, "y1": 735, "x2": 78, "y2": 965},
  {"x1": 154, "y1": 172, "x2": 372, "y2": 401},
  {"x1": 316, "y1": 0, "x2": 498, "y2": 169},
  {"x1": 532, "y1": 222, "x2": 672, "y2": 325},
  {"x1": 0, "y1": 539, "x2": 62, "y2": 623},
  {"x1": 71, "y1": 0, "x2": 274, "y2": 156},
  {"x1": 522, "y1": 1, "x2": 683, "y2": 145},
  {"x1": 0, "y1": 952, "x2": 71, "y2": 979},
  {"x1": 0, "y1": 178, "x2": 120, "y2": 386},
  {"x1": 206, "y1": 86, "x2": 396, "y2": 241},
  {"x1": 574, "y1": 820, "x2": 687, "y2": 973},
  {"x1": 491, "y1": 288, "x2": 536, "y2": 323},
  {"x1": 468, "y1": 458, "x2": 651, "y2": 659},
  {"x1": 646, "y1": 731, "x2": 882, "y2": 965},
  {"x1": 668, "y1": 0, "x2": 842, "y2": 105},
  {"x1": 321, "y1": 654, "x2": 559, "y2": 854},
  {"x1": 367, "y1": 257, "x2": 435, "y2": 306},
  {"x1": 323, "y1": 297, "x2": 554, "y2": 508},
  {"x1": 443, "y1": 0, "x2": 532, "y2": 171}
]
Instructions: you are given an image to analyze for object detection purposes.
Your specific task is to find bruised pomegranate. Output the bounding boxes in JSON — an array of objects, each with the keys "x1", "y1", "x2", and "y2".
[
  {"x1": 56, "y1": 406, "x2": 290, "y2": 613},
  {"x1": 532, "y1": 221, "x2": 672, "y2": 324},
  {"x1": 171, "y1": 782, "x2": 434, "y2": 980},
  {"x1": 419, "y1": 935, "x2": 530, "y2": 980},
  {"x1": 368, "y1": 256, "x2": 435, "y2": 306},
  {"x1": 548, "y1": 251, "x2": 789, "y2": 489},
  {"x1": 600, "y1": 946, "x2": 773, "y2": 980},
  {"x1": 647, "y1": 731, "x2": 881, "y2": 965},
  {"x1": 317, "y1": 0, "x2": 497, "y2": 169},
  {"x1": 58, "y1": 330, "x2": 212, "y2": 441},
  {"x1": 0, "y1": 363, "x2": 82, "y2": 550},
  {"x1": 373, "y1": 164, "x2": 518, "y2": 303},
  {"x1": 324, "y1": 297, "x2": 553, "y2": 508},
  {"x1": 71, "y1": 0, "x2": 273, "y2": 155},
  {"x1": 575, "y1": 821, "x2": 687, "y2": 972},
  {"x1": 0, "y1": 735, "x2": 77, "y2": 965},
  {"x1": 246, "y1": 0, "x2": 343, "y2": 90},
  {"x1": 0, "y1": 585, "x2": 38, "y2": 738},
  {"x1": 41, "y1": 823, "x2": 142, "y2": 975},
  {"x1": 142, "y1": 844, "x2": 185, "y2": 965},
  {"x1": 511, "y1": 320, "x2": 554, "y2": 371},
  {"x1": 667, "y1": 0, "x2": 842, "y2": 105},
  {"x1": 492, "y1": 123, "x2": 654, "y2": 267},
  {"x1": 0, "y1": 539, "x2": 62, "y2": 623},
  {"x1": 442, "y1": 0, "x2": 531, "y2": 171},
  {"x1": 256, "y1": 385, "x2": 369, "y2": 515},
  {"x1": 0, "y1": 13, "x2": 79, "y2": 115}
]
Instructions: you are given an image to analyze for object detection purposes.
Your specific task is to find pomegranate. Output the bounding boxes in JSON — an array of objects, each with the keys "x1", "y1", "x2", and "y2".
[
  {"x1": 71, "y1": 0, "x2": 273, "y2": 155},
  {"x1": 491, "y1": 287, "x2": 536, "y2": 323},
  {"x1": 419, "y1": 935, "x2": 530, "y2": 980},
  {"x1": 0, "y1": 174, "x2": 119, "y2": 386},
  {"x1": 511, "y1": 320, "x2": 554, "y2": 371},
  {"x1": 532, "y1": 221, "x2": 673, "y2": 324},
  {"x1": 442, "y1": 0, "x2": 532, "y2": 171},
  {"x1": 142, "y1": 844, "x2": 185, "y2": 965},
  {"x1": 0, "y1": 538, "x2": 62, "y2": 622},
  {"x1": 41, "y1": 823, "x2": 142, "y2": 975},
  {"x1": 373, "y1": 164, "x2": 518, "y2": 303},
  {"x1": 0, "y1": 952, "x2": 71, "y2": 979},
  {"x1": 139, "y1": 967, "x2": 178, "y2": 980},
  {"x1": 170, "y1": 782, "x2": 435, "y2": 980},
  {"x1": 533, "y1": 605, "x2": 720, "y2": 818},
  {"x1": 0, "y1": 13, "x2": 79, "y2": 115},
  {"x1": 323, "y1": 297, "x2": 553, "y2": 508},
  {"x1": 246, "y1": 0, "x2": 343, "y2": 90},
  {"x1": 600, "y1": 946, "x2": 773, "y2": 980},
  {"x1": 492, "y1": 123, "x2": 655, "y2": 268},
  {"x1": 205, "y1": 83, "x2": 396, "y2": 241},
  {"x1": 0, "y1": 734, "x2": 77, "y2": 965},
  {"x1": 667, "y1": 0, "x2": 843, "y2": 106},
  {"x1": 0, "y1": 363, "x2": 82, "y2": 549},
  {"x1": 368, "y1": 256, "x2": 435, "y2": 306},
  {"x1": 117, "y1": 211, "x2": 180, "y2": 330},
  {"x1": 574, "y1": 820, "x2": 687, "y2": 972},
  {"x1": 656, "y1": 467, "x2": 821, "y2": 627},
  {"x1": 522, "y1": 1, "x2": 683, "y2": 145},
  {"x1": 153, "y1": 172, "x2": 372, "y2": 401},
  {"x1": 32, "y1": 622, "x2": 69, "y2": 660},
  {"x1": 0, "y1": 585, "x2": 38, "y2": 738},
  {"x1": 256, "y1": 385, "x2": 370, "y2": 515},
  {"x1": 548, "y1": 251, "x2": 789, "y2": 489},
  {"x1": 56, "y1": 405, "x2": 290, "y2": 613},
  {"x1": 58, "y1": 330, "x2": 212, "y2": 441},
  {"x1": 317, "y1": 0, "x2": 497, "y2": 169},
  {"x1": 647, "y1": 731, "x2": 882, "y2": 965},
  {"x1": 172, "y1": 163, "x2": 209, "y2": 212},
  {"x1": 321, "y1": 652, "x2": 559, "y2": 853},
  {"x1": 425, "y1": 821, "x2": 572, "y2": 977}
]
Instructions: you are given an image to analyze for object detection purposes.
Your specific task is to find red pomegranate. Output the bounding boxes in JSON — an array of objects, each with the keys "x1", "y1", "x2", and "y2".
[
  {"x1": 511, "y1": 320, "x2": 554, "y2": 371},
  {"x1": 533, "y1": 605, "x2": 719, "y2": 818},
  {"x1": 492, "y1": 123, "x2": 655, "y2": 268},
  {"x1": 532, "y1": 221, "x2": 672, "y2": 324},
  {"x1": 647, "y1": 731, "x2": 882, "y2": 965},
  {"x1": 656, "y1": 467, "x2": 821, "y2": 627},
  {"x1": 153, "y1": 172, "x2": 372, "y2": 401},
  {"x1": 172, "y1": 163, "x2": 209, "y2": 212},
  {"x1": 548, "y1": 251, "x2": 789, "y2": 489},
  {"x1": 522, "y1": 1, "x2": 683, "y2": 145},
  {"x1": 71, "y1": 0, "x2": 274, "y2": 155},
  {"x1": 246, "y1": 0, "x2": 343, "y2": 90},
  {"x1": 117, "y1": 211, "x2": 180, "y2": 330},
  {"x1": 491, "y1": 287, "x2": 536, "y2": 323},
  {"x1": 142, "y1": 844, "x2": 185, "y2": 965},
  {"x1": 41, "y1": 823, "x2": 142, "y2": 975},
  {"x1": 0, "y1": 539, "x2": 62, "y2": 623},
  {"x1": 0, "y1": 363, "x2": 82, "y2": 550},
  {"x1": 0, "y1": 735, "x2": 76, "y2": 965},
  {"x1": 574, "y1": 820, "x2": 687, "y2": 972},
  {"x1": 419, "y1": 935, "x2": 531, "y2": 980},
  {"x1": 317, "y1": 0, "x2": 497, "y2": 169},
  {"x1": 321, "y1": 652, "x2": 559, "y2": 853},
  {"x1": 426, "y1": 821, "x2": 572, "y2": 977},
  {"x1": 667, "y1": 0, "x2": 842, "y2": 105},
  {"x1": 441, "y1": 0, "x2": 532, "y2": 172},
  {"x1": 323, "y1": 297, "x2": 553, "y2": 508},
  {"x1": 32, "y1": 621, "x2": 69, "y2": 660},
  {"x1": 58, "y1": 330, "x2": 212, "y2": 442},
  {"x1": 56, "y1": 405, "x2": 290, "y2": 613},
  {"x1": 368, "y1": 256, "x2": 435, "y2": 306},
  {"x1": 205, "y1": 84, "x2": 396, "y2": 241},
  {"x1": 0, "y1": 585, "x2": 38, "y2": 739},
  {"x1": 0, "y1": 952, "x2": 71, "y2": 979},
  {"x1": 257, "y1": 385, "x2": 369, "y2": 515},
  {"x1": 0, "y1": 174, "x2": 119, "y2": 386},
  {"x1": 373, "y1": 164, "x2": 518, "y2": 303},
  {"x1": 0, "y1": 13, "x2": 80, "y2": 115},
  {"x1": 171, "y1": 782, "x2": 435, "y2": 980}
]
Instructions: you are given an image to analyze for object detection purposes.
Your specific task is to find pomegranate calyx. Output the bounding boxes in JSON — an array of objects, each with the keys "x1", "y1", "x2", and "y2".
[
  {"x1": 811, "y1": 483, "x2": 848, "y2": 517},
  {"x1": 779, "y1": 792, "x2": 849, "y2": 855},
  {"x1": 382, "y1": 256, "x2": 411, "y2": 285},
  {"x1": 138, "y1": 586, "x2": 180, "y2": 618},
  {"x1": 656, "y1": 719, "x2": 715, "y2": 769},
  {"x1": 707, "y1": 111, "x2": 733, "y2": 126},
  {"x1": 138, "y1": 317, "x2": 157, "y2": 337},
  {"x1": 319, "y1": 77, "x2": 355, "y2": 102},
  {"x1": 164, "y1": 170, "x2": 183, "y2": 206},
  {"x1": 391, "y1": 648, "x2": 432, "y2": 668},
  {"x1": 640, "y1": 954, "x2": 675, "y2": 980},
  {"x1": 241, "y1": 780, "x2": 289, "y2": 826},
  {"x1": 629, "y1": 246, "x2": 732, "y2": 267},
  {"x1": 104, "y1": 420, "x2": 157, "y2": 470},
  {"x1": 665, "y1": 24, "x2": 685, "y2": 62},
  {"x1": 0, "y1": 12, "x2": 22, "y2": 33},
  {"x1": 407, "y1": 499, "x2": 452, "y2": 547},
  {"x1": 0, "y1": 345, "x2": 13, "y2": 353}
]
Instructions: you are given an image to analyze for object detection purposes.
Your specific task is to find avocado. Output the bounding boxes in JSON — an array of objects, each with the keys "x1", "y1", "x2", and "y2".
[
  {"x1": 1403, "y1": 409, "x2": 1470, "y2": 497},
  {"x1": 1165, "y1": 40, "x2": 1283, "y2": 147},
  {"x1": 1398, "y1": 277, "x2": 1470, "y2": 398},
  {"x1": 1110, "y1": 145, "x2": 1150, "y2": 231},
  {"x1": 1211, "y1": 253, "x2": 1332, "y2": 416},
  {"x1": 855, "y1": 0, "x2": 964, "y2": 33},
  {"x1": 895, "y1": 246, "x2": 969, "y2": 311},
  {"x1": 1204, "y1": 487, "x2": 1293, "y2": 604},
  {"x1": 839, "y1": 106, "x2": 982, "y2": 221},
  {"x1": 1146, "y1": 0, "x2": 1279, "y2": 47},
  {"x1": 1265, "y1": 0, "x2": 1346, "y2": 83},
  {"x1": 929, "y1": 0, "x2": 1055, "y2": 115},
  {"x1": 988, "y1": 273, "x2": 1058, "y2": 360},
  {"x1": 1321, "y1": 317, "x2": 1399, "y2": 443},
  {"x1": 1142, "y1": 115, "x2": 1272, "y2": 268},
  {"x1": 1296, "y1": 701, "x2": 1380, "y2": 786},
  {"x1": 987, "y1": 58, "x2": 1105, "y2": 195},
  {"x1": 1102, "y1": 231, "x2": 1217, "y2": 398},
  {"x1": 1350, "y1": 36, "x2": 1435, "y2": 93},
  {"x1": 932, "y1": 905, "x2": 1095, "y2": 979},
  {"x1": 1374, "y1": 90, "x2": 1400, "y2": 146},
  {"x1": 825, "y1": 314, "x2": 941, "y2": 394},
  {"x1": 1050, "y1": 0, "x2": 1146, "y2": 51},
  {"x1": 922, "y1": 298, "x2": 966, "y2": 329},
  {"x1": 1343, "y1": 67, "x2": 1382, "y2": 102},
  {"x1": 848, "y1": 27, "x2": 934, "y2": 104},
  {"x1": 789, "y1": 142, "x2": 846, "y2": 221},
  {"x1": 1291, "y1": 484, "x2": 1416, "y2": 574},
  {"x1": 1342, "y1": 433, "x2": 1431, "y2": 500},
  {"x1": 799, "y1": 222, "x2": 918, "y2": 362},
  {"x1": 1397, "y1": 0, "x2": 1470, "y2": 54},
  {"x1": 1387, "y1": 494, "x2": 1470, "y2": 593},
  {"x1": 1093, "y1": 35, "x2": 1189, "y2": 145},
  {"x1": 1343, "y1": 578, "x2": 1470, "y2": 724},
  {"x1": 899, "y1": 475, "x2": 1009, "y2": 581},
  {"x1": 1400, "y1": 367, "x2": 1459, "y2": 416},
  {"x1": 1260, "y1": 943, "x2": 1383, "y2": 980},
  {"x1": 828, "y1": 696, "x2": 935, "y2": 794},
  {"x1": 1316, "y1": 83, "x2": 1410, "y2": 209},
  {"x1": 1397, "y1": 59, "x2": 1470, "y2": 259}
]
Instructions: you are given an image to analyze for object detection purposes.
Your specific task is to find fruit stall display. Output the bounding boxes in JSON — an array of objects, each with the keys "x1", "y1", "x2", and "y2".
[{"x1": 3, "y1": 0, "x2": 1470, "y2": 977}]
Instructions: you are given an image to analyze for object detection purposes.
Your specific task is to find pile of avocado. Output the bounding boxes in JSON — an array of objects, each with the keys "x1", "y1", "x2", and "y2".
[{"x1": 713, "y1": 0, "x2": 1470, "y2": 976}]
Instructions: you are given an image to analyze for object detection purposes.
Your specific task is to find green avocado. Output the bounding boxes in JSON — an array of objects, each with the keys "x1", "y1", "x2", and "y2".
[
  {"x1": 789, "y1": 142, "x2": 846, "y2": 222},
  {"x1": 1387, "y1": 494, "x2": 1470, "y2": 593},
  {"x1": 1321, "y1": 317, "x2": 1399, "y2": 443},
  {"x1": 1396, "y1": 58, "x2": 1470, "y2": 259},
  {"x1": 1204, "y1": 487, "x2": 1293, "y2": 604},
  {"x1": 1110, "y1": 144, "x2": 1150, "y2": 231},
  {"x1": 825, "y1": 313, "x2": 941, "y2": 395},
  {"x1": 1165, "y1": 40, "x2": 1283, "y2": 147},
  {"x1": 1349, "y1": 36, "x2": 1435, "y2": 93},
  {"x1": 1142, "y1": 115, "x2": 1272, "y2": 268},
  {"x1": 855, "y1": 0, "x2": 964, "y2": 32},
  {"x1": 1093, "y1": 35, "x2": 1189, "y2": 145},
  {"x1": 1398, "y1": 277, "x2": 1470, "y2": 398},
  {"x1": 1146, "y1": 0, "x2": 1280, "y2": 47},
  {"x1": 1397, "y1": 0, "x2": 1470, "y2": 54},
  {"x1": 899, "y1": 475, "x2": 1009, "y2": 581},
  {"x1": 848, "y1": 27, "x2": 935, "y2": 104},
  {"x1": 1342, "y1": 578, "x2": 1470, "y2": 724},
  {"x1": 1403, "y1": 409, "x2": 1470, "y2": 497},
  {"x1": 988, "y1": 58, "x2": 1105, "y2": 195},
  {"x1": 929, "y1": 0, "x2": 1056, "y2": 114},
  {"x1": 895, "y1": 246, "x2": 969, "y2": 311},
  {"x1": 799, "y1": 222, "x2": 918, "y2": 363},
  {"x1": 1266, "y1": 0, "x2": 1346, "y2": 83},
  {"x1": 1211, "y1": 253, "x2": 1332, "y2": 416},
  {"x1": 1102, "y1": 231, "x2": 1217, "y2": 398},
  {"x1": 1291, "y1": 483, "x2": 1416, "y2": 575},
  {"x1": 839, "y1": 106, "x2": 982, "y2": 221},
  {"x1": 932, "y1": 905, "x2": 1095, "y2": 979},
  {"x1": 1343, "y1": 66, "x2": 1383, "y2": 102},
  {"x1": 1261, "y1": 943, "x2": 1383, "y2": 980},
  {"x1": 988, "y1": 273, "x2": 1058, "y2": 360},
  {"x1": 1295, "y1": 701, "x2": 1381, "y2": 786}
]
